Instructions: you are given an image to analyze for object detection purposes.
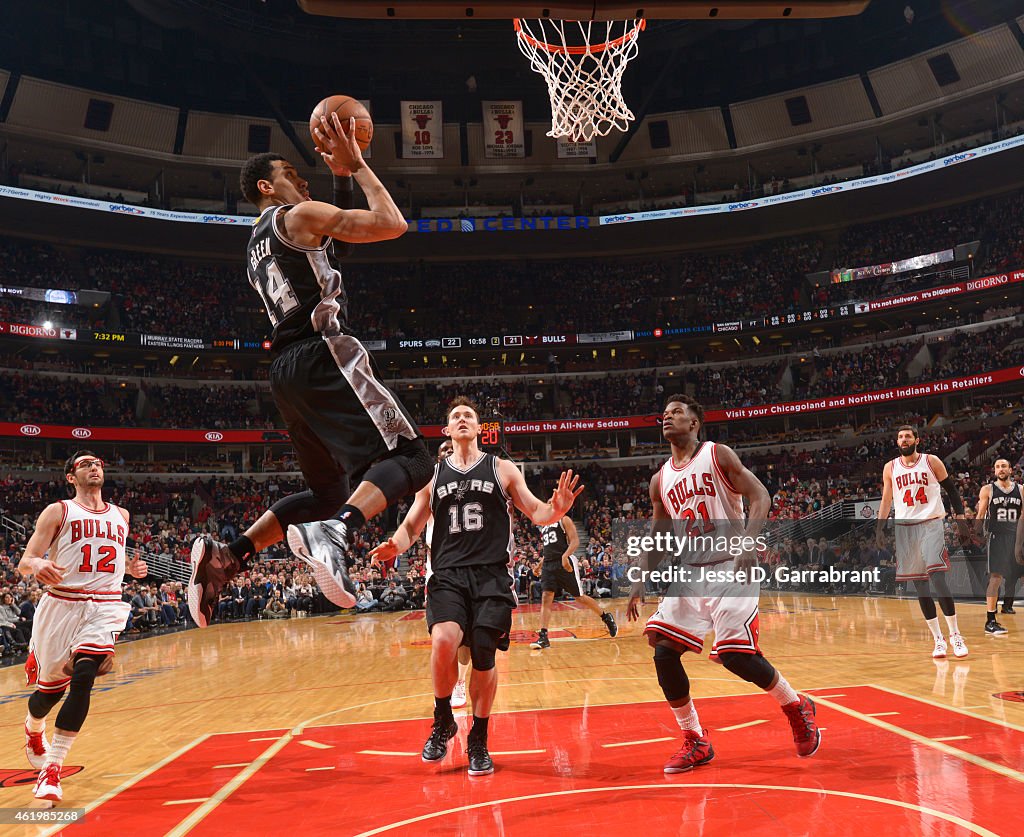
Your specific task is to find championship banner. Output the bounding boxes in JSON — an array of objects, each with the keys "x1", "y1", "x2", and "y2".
[
  {"x1": 557, "y1": 137, "x2": 597, "y2": 159},
  {"x1": 483, "y1": 101, "x2": 525, "y2": 159},
  {"x1": 401, "y1": 101, "x2": 443, "y2": 158}
]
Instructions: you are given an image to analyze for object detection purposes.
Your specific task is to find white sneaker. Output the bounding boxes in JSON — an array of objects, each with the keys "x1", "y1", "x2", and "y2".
[
  {"x1": 286, "y1": 521, "x2": 357, "y2": 608},
  {"x1": 451, "y1": 679, "x2": 467, "y2": 709},
  {"x1": 932, "y1": 636, "x2": 947, "y2": 658},
  {"x1": 949, "y1": 632, "x2": 969, "y2": 658},
  {"x1": 33, "y1": 763, "x2": 62, "y2": 802},
  {"x1": 24, "y1": 725, "x2": 49, "y2": 770}
]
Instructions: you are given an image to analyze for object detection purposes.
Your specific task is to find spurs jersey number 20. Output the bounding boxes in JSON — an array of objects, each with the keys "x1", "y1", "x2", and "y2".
[
  {"x1": 50, "y1": 500, "x2": 127, "y2": 591},
  {"x1": 247, "y1": 205, "x2": 350, "y2": 353},
  {"x1": 429, "y1": 453, "x2": 513, "y2": 570},
  {"x1": 988, "y1": 482, "x2": 1022, "y2": 535},
  {"x1": 891, "y1": 455, "x2": 944, "y2": 522}
]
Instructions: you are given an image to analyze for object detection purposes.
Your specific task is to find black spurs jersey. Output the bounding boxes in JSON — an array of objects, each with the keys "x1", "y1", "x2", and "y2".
[
  {"x1": 988, "y1": 481, "x2": 1022, "y2": 536},
  {"x1": 247, "y1": 205, "x2": 351, "y2": 353},
  {"x1": 429, "y1": 452, "x2": 514, "y2": 570},
  {"x1": 539, "y1": 519, "x2": 569, "y2": 564}
]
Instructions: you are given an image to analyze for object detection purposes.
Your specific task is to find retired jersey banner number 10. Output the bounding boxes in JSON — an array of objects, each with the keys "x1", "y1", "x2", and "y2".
[
  {"x1": 483, "y1": 101, "x2": 525, "y2": 158},
  {"x1": 401, "y1": 101, "x2": 443, "y2": 158}
]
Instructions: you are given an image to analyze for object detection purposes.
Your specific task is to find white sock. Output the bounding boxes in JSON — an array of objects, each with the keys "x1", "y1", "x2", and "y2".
[
  {"x1": 926, "y1": 617, "x2": 944, "y2": 641},
  {"x1": 670, "y1": 701, "x2": 701, "y2": 733},
  {"x1": 43, "y1": 732, "x2": 76, "y2": 768},
  {"x1": 767, "y1": 674, "x2": 799, "y2": 706},
  {"x1": 25, "y1": 713, "x2": 45, "y2": 734},
  {"x1": 944, "y1": 614, "x2": 959, "y2": 635}
]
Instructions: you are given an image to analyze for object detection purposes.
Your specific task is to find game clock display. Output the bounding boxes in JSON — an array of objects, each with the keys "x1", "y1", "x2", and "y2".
[{"x1": 479, "y1": 421, "x2": 502, "y2": 448}]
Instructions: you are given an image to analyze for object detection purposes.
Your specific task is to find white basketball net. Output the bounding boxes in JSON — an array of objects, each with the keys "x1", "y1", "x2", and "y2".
[{"x1": 514, "y1": 18, "x2": 646, "y2": 143}]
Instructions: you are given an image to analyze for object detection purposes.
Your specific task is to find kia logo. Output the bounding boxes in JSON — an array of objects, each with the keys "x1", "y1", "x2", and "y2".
[
  {"x1": 1019, "y1": 368, "x2": 1024, "y2": 378},
  {"x1": 20, "y1": 424, "x2": 41, "y2": 436},
  {"x1": 204, "y1": 431, "x2": 224, "y2": 441},
  {"x1": 72, "y1": 427, "x2": 92, "y2": 439}
]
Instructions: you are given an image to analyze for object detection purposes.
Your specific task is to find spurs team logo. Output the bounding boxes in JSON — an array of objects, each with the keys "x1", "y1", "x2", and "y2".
[
  {"x1": 19, "y1": 424, "x2": 41, "y2": 436},
  {"x1": 204, "y1": 431, "x2": 224, "y2": 442},
  {"x1": 382, "y1": 406, "x2": 399, "y2": 433},
  {"x1": 72, "y1": 427, "x2": 92, "y2": 439},
  {"x1": 436, "y1": 479, "x2": 496, "y2": 500}
]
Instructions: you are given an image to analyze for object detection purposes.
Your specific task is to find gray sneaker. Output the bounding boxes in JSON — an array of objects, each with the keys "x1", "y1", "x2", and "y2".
[{"x1": 287, "y1": 520, "x2": 357, "y2": 608}]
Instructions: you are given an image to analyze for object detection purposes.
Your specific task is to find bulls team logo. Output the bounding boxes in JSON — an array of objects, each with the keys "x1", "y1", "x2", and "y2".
[
  {"x1": 494, "y1": 113, "x2": 513, "y2": 130},
  {"x1": 20, "y1": 424, "x2": 41, "y2": 436},
  {"x1": 72, "y1": 427, "x2": 92, "y2": 439},
  {"x1": 204, "y1": 431, "x2": 224, "y2": 442},
  {"x1": 413, "y1": 114, "x2": 431, "y2": 130},
  {"x1": 0, "y1": 766, "x2": 84, "y2": 787}
]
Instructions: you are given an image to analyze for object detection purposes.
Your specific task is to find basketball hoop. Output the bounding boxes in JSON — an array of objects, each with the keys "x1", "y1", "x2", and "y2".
[{"x1": 514, "y1": 18, "x2": 645, "y2": 143}]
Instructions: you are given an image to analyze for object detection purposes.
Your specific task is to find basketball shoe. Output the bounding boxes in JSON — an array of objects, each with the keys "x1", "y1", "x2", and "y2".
[
  {"x1": 985, "y1": 619, "x2": 1008, "y2": 635},
  {"x1": 932, "y1": 636, "x2": 948, "y2": 658},
  {"x1": 782, "y1": 695, "x2": 821, "y2": 758},
  {"x1": 949, "y1": 632, "x2": 969, "y2": 658},
  {"x1": 33, "y1": 764, "x2": 62, "y2": 803},
  {"x1": 530, "y1": 629, "x2": 550, "y2": 649},
  {"x1": 467, "y1": 733, "x2": 494, "y2": 776},
  {"x1": 421, "y1": 714, "x2": 459, "y2": 763},
  {"x1": 188, "y1": 536, "x2": 241, "y2": 628},
  {"x1": 663, "y1": 729, "x2": 715, "y2": 773},
  {"x1": 451, "y1": 679, "x2": 468, "y2": 709},
  {"x1": 602, "y1": 612, "x2": 618, "y2": 637},
  {"x1": 24, "y1": 725, "x2": 49, "y2": 770},
  {"x1": 287, "y1": 520, "x2": 357, "y2": 608}
]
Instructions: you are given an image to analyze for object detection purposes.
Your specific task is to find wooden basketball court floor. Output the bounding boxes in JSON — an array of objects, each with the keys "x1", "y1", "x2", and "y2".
[{"x1": 1, "y1": 595, "x2": 1022, "y2": 836}]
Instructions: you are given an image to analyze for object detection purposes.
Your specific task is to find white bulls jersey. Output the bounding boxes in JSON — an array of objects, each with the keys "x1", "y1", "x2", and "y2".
[
  {"x1": 49, "y1": 499, "x2": 128, "y2": 592},
  {"x1": 891, "y1": 454, "x2": 944, "y2": 522},
  {"x1": 659, "y1": 441, "x2": 744, "y2": 525}
]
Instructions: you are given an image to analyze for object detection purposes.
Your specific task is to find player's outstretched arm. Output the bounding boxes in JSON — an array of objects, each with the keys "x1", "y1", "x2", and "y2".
[
  {"x1": 500, "y1": 461, "x2": 583, "y2": 526},
  {"x1": 369, "y1": 481, "x2": 433, "y2": 563},
  {"x1": 18, "y1": 502, "x2": 66, "y2": 585}
]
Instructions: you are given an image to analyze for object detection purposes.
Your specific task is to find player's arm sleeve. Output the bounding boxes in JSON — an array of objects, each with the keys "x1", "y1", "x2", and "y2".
[{"x1": 938, "y1": 475, "x2": 965, "y2": 515}]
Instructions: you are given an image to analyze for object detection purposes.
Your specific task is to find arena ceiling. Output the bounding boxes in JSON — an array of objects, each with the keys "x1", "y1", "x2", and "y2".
[{"x1": 3, "y1": 1, "x2": 1022, "y2": 123}]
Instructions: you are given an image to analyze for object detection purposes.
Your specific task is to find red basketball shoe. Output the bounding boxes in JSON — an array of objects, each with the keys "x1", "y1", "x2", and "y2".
[
  {"x1": 782, "y1": 695, "x2": 821, "y2": 758},
  {"x1": 663, "y1": 729, "x2": 715, "y2": 773}
]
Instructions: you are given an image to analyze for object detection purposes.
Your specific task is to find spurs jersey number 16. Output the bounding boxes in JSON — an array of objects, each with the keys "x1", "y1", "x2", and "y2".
[{"x1": 50, "y1": 500, "x2": 127, "y2": 591}]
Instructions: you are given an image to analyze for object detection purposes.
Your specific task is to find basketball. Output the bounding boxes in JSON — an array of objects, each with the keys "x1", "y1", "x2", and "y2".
[{"x1": 310, "y1": 95, "x2": 373, "y2": 152}]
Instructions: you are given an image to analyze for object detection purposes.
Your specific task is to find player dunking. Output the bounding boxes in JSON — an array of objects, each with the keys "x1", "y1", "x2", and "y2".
[
  {"x1": 627, "y1": 395, "x2": 819, "y2": 773},
  {"x1": 189, "y1": 113, "x2": 433, "y2": 624},
  {"x1": 975, "y1": 458, "x2": 1023, "y2": 636},
  {"x1": 530, "y1": 516, "x2": 616, "y2": 650},
  {"x1": 426, "y1": 439, "x2": 471, "y2": 708},
  {"x1": 370, "y1": 397, "x2": 583, "y2": 775},
  {"x1": 17, "y1": 452, "x2": 147, "y2": 803},
  {"x1": 876, "y1": 425, "x2": 970, "y2": 658}
]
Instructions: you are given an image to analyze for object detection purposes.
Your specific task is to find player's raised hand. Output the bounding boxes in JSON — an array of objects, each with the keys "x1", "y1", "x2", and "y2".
[
  {"x1": 127, "y1": 556, "x2": 148, "y2": 579},
  {"x1": 549, "y1": 469, "x2": 584, "y2": 517},
  {"x1": 313, "y1": 114, "x2": 364, "y2": 177},
  {"x1": 28, "y1": 557, "x2": 64, "y2": 586}
]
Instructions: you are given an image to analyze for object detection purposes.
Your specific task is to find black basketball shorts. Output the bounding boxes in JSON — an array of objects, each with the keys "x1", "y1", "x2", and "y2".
[
  {"x1": 988, "y1": 533, "x2": 1018, "y2": 579},
  {"x1": 270, "y1": 335, "x2": 420, "y2": 490},
  {"x1": 540, "y1": 556, "x2": 583, "y2": 597},
  {"x1": 425, "y1": 564, "x2": 517, "y2": 649}
]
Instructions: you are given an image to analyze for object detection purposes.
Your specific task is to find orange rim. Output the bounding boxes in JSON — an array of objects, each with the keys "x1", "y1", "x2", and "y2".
[{"x1": 513, "y1": 19, "x2": 646, "y2": 56}]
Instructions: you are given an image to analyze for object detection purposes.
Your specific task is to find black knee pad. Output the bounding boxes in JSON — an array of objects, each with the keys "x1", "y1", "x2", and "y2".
[
  {"x1": 28, "y1": 690, "x2": 64, "y2": 718},
  {"x1": 54, "y1": 655, "x2": 100, "y2": 733},
  {"x1": 364, "y1": 439, "x2": 432, "y2": 505},
  {"x1": 718, "y1": 652, "x2": 777, "y2": 689},
  {"x1": 270, "y1": 482, "x2": 350, "y2": 529},
  {"x1": 653, "y1": 644, "x2": 689, "y2": 702},
  {"x1": 470, "y1": 627, "x2": 500, "y2": 671}
]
